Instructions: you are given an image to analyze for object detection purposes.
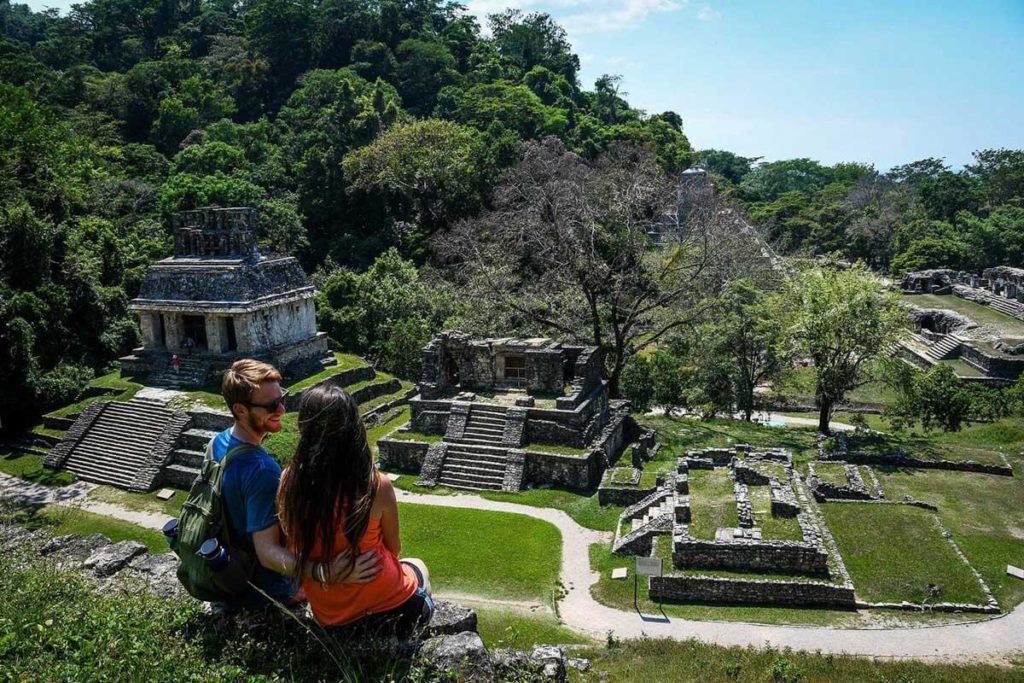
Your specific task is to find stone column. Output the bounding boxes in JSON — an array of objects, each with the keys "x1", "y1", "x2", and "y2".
[
  {"x1": 164, "y1": 313, "x2": 185, "y2": 351},
  {"x1": 205, "y1": 316, "x2": 225, "y2": 353},
  {"x1": 139, "y1": 312, "x2": 162, "y2": 349},
  {"x1": 234, "y1": 313, "x2": 253, "y2": 353}
]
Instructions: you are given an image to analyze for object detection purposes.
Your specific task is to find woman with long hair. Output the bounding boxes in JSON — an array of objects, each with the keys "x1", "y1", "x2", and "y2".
[{"x1": 277, "y1": 383, "x2": 433, "y2": 636}]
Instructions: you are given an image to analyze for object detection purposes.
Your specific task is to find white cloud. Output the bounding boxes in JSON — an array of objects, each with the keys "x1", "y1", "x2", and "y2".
[
  {"x1": 696, "y1": 4, "x2": 720, "y2": 21},
  {"x1": 463, "y1": 0, "x2": 687, "y2": 35}
]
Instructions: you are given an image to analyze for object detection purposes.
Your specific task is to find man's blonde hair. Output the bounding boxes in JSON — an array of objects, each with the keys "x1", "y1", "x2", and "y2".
[{"x1": 222, "y1": 359, "x2": 282, "y2": 415}]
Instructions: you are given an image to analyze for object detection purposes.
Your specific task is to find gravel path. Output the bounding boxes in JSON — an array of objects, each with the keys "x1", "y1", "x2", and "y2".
[{"x1": 4, "y1": 472, "x2": 1022, "y2": 661}]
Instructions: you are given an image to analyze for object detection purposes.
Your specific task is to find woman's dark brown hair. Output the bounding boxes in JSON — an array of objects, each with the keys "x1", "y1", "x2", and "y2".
[{"x1": 277, "y1": 384, "x2": 378, "y2": 581}]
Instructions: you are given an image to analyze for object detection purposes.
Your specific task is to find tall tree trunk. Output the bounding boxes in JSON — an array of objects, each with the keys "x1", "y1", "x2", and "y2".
[{"x1": 818, "y1": 400, "x2": 833, "y2": 435}]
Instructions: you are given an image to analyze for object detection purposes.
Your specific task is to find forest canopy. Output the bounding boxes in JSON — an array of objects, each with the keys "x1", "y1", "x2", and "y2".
[{"x1": 1, "y1": 0, "x2": 1022, "y2": 428}]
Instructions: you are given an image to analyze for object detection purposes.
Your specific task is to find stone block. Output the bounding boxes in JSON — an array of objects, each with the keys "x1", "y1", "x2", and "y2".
[{"x1": 83, "y1": 540, "x2": 148, "y2": 577}]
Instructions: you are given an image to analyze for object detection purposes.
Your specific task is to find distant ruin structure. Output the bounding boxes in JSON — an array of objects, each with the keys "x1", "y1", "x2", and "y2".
[
  {"x1": 898, "y1": 266, "x2": 1024, "y2": 383},
  {"x1": 378, "y1": 332, "x2": 653, "y2": 492},
  {"x1": 120, "y1": 207, "x2": 331, "y2": 386}
]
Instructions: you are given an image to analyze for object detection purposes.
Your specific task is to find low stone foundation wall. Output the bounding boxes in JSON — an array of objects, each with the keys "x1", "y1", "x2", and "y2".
[
  {"x1": 409, "y1": 398, "x2": 452, "y2": 435},
  {"x1": 827, "y1": 451, "x2": 1013, "y2": 476},
  {"x1": 959, "y1": 344, "x2": 1024, "y2": 381},
  {"x1": 350, "y1": 378, "x2": 401, "y2": 405},
  {"x1": 378, "y1": 438, "x2": 431, "y2": 472},
  {"x1": 649, "y1": 574, "x2": 855, "y2": 608},
  {"x1": 673, "y1": 537, "x2": 829, "y2": 575},
  {"x1": 523, "y1": 450, "x2": 602, "y2": 490},
  {"x1": 43, "y1": 414, "x2": 77, "y2": 430},
  {"x1": 598, "y1": 484, "x2": 658, "y2": 506},
  {"x1": 285, "y1": 365, "x2": 377, "y2": 410}
]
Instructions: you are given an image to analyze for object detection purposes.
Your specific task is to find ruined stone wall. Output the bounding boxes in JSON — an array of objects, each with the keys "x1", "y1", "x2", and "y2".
[
  {"x1": 649, "y1": 574, "x2": 855, "y2": 608},
  {"x1": 409, "y1": 398, "x2": 452, "y2": 434},
  {"x1": 523, "y1": 450, "x2": 602, "y2": 490},
  {"x1": 524, "y1": 348, "x2": 564, "y2": 393},
  {"x1": 673, "y1": 538, "x2": 829, "y2": 575},
  {"x1": 960, "y1": 344, "x2": 1024, "y2": 380},
  {"x1": 378, "y1": 439, "x2": 431, "y2": 472}
]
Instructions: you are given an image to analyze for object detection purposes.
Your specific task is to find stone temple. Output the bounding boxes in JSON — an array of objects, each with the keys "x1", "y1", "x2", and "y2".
[
  {"x1": 378, "y1": 331, "x2": 656, "y2": 492},
  {"x1": 120, "y1": 207, "x2": 331, "y2": 387}
]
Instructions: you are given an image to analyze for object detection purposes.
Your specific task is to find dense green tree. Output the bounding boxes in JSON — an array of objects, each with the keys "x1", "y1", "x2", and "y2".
[
  {"x1": 792, "y1": 263, "x2": 906, "y2": 434},
  {"x1": 343, "y1": 118, "x2": 490, "y2": 259},
  {"x1": 488, "y1": 9, "x2": 579, "y2": 83}
]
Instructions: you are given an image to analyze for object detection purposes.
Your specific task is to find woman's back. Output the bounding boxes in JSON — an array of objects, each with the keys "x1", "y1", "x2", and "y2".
[{"x1": 301, "y1": 512, "x2": 418, "y2": 627}]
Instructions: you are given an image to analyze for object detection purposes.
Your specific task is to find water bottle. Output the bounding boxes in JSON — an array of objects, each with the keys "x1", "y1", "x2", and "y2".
[
  {"x1": 198, "y1": 538, "x2": 250, "y2": 594},
  {"x1": 162, "y1": 519, "x2": 179, "y2": 548}
]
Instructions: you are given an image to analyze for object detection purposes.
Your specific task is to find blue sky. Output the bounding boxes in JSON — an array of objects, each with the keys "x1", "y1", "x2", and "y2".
[{"x1": 22, "y1": 0, "x2": 1024, "y2": 171}]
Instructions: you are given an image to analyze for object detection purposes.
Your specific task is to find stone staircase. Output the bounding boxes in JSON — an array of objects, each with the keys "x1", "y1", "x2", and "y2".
[
  {"x1": 955, "y1": 286, "x2": 1024, "y2": 320},
  {"x1": 927, "y1": 335, "x2": 962, "y2": 360},
  {"x1": 59, "y1": 401, "x2": 177, "y2": 488},
  {"x1": 435, "y1": 404, "x2": 513, "y2": 491},
  {"x1": 446, "y1": 404, "x2": 509, "y2": 447},
  {"x1": 612, "y1": 485, "x2": 676, "y2": 555},
  {"x1": 436, "y1": 443, "x2": 509, "y2": 491},
  {"x1": 147, "y1": 354, "x2": 210, "y2": 389},
  {"x1": 161, "y1": 426, "x2": 220, "y2": 488}
]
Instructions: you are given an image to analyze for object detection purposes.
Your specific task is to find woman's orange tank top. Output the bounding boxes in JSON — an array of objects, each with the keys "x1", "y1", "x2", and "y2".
[{"x1": 299, "y1": 516, "x2": 418, "y2": 627}]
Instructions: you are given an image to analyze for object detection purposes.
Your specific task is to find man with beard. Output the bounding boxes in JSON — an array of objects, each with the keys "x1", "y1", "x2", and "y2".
[{"x1": 214, "y1": 359, "x2": 378, "y2": 608}]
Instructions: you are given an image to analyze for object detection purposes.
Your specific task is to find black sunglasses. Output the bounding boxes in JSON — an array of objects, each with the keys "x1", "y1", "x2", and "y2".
[{"x1": 243, "y1": 388, "x2": 289, "y2": 411}]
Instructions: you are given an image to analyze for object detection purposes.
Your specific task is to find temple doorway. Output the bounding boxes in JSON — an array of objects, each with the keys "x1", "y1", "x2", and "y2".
[{"x1": 183, "y1": 315, "x2": 208, "y2": 350}]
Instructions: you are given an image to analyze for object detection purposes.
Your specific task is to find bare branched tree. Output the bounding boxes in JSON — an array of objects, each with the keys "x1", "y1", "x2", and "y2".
[{"x1": 437, "y1": 138, "x2": 772, "y2": 395}]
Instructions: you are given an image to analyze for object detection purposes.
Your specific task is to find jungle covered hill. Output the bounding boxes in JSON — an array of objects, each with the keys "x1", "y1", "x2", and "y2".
[{"x1": 2, "y1": 0, "x2": 1023, "y2": 429}]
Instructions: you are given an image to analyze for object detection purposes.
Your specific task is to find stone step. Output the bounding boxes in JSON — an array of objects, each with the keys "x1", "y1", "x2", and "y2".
[
  {"x1": 172, "y1": 447, "x2": 205, "y2": 468},
  {"x1": 437, "y1": 473, "x2": 503, "y2": 491},
  {"x1": 66, "y1": 446, "x2": 151, "y2": 471},
  {"x1": 467, "y1": 414, "x2": 507, "y2": 425},
  {"x1": 162, "y1": 462, "x2": 201, "y2": 488},
  {"x1": 59, "y1": 459, "x2": 137, "y2": 488},
  {"x1": 443, "y1": 452, "x2": 509, "y2": 466},
  {"x1": 443, "y1": 457, "x2": 506, "y2": 473},
  {"x1": 469, "y1": 406, "x2": 508, "y2": 417},
  {"x1": 442, "y1": 463, "x2": 505, "y2": 480},
  {"x1": 444, "y1": 446, "x2": 508, "y2": 459},
  {"x1": 463, "y1": 423, "x2": 504, "y2": 432},
  {"x1": 459, "y1": 432, "x2": 504, "y2": 444},
  {"x1": 179, "y1": 428, "x2": 218, "y2": 450},
  {"x1": 446, "y1": 436, "x2": 503, "y2": 447}
]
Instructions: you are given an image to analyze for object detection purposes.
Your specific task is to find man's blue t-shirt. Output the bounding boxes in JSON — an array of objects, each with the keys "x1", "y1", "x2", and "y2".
[{"x1": 211, "y1": 428, "x2": 295, "y2": 603}]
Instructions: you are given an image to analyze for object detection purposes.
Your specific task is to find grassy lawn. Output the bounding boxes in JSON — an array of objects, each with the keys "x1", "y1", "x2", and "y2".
[
  {"x1": 473, "y1": 606, "x2": 593, "y2": 649},
  {"x1": 903, "y1": 293, "x2": 1024, "y2": 335},
  {"x1": 0, "y1": 449, "x2": 76, "y2": 486},
  {"x1": 822, "y1": 503, "x2": 989, "y2": 604},
  {"x1": 824, "y1": 420, "x2": 1021, "y2": 466},
  {"x1": 387, "y1": 430, "x2": 443, "y2": 444},
  {"x1": 640, "y1": 414, "x2": 820, "y2": 465},
  {"x1": 286, "y1": 352, "x2": 368, "y2": 392},
  {"x1": 573, "y1": 637, "x2": 1023, "y2": 683},
  {"x1": 399, "y1": 503, "x2": 561, "y2": 603},
  {"x1": 88, "y1": 485, "x2": 186, "y2": 519},
  {"x1": 2, "y1": 502, "x2": 167, "y2": 553},
  {"x1": 46, "y1": 372, "x2": 144, "y2": 418},
  {"x1": 775, "y1": 364, "x2": 898, "y2": 407},
  {"x1": 524, "y1": 442, "x2": 589, "y2": 456},
  {"x1": 687, "y1": 468, "x2": 739, "y2": 540},
  {"x1": 390, "y1": 476, "x2": 622, "y2": 532},
  {"x1": 359, "y1": 380, "x2": 413, "y2": 413},
  {"x1": 748, "y1": 485, "x2": 803, "y2": 541},
  {"x1": 811, "y1": 462, "x2": 850, "y2": 487},
  {"x1": 874, "y1": 467, "x2": 1024, "y2": 610},
  {"x1": 367, "y1": 406, "x2": 411, "y2": 457}
]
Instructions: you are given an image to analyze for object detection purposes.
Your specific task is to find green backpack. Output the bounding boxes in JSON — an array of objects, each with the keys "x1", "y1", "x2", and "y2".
[{"x1": 171, "y1": 442, "x2": 261, "y2": 602}]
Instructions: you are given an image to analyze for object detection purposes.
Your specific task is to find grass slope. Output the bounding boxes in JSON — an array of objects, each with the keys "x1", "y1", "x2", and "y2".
[
  {"x1": 823, "y1": 503, "x2": 988, "y2": 604},
  {"x1": 399, "y1": 503, "x2": 561, "y2": 603}
]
